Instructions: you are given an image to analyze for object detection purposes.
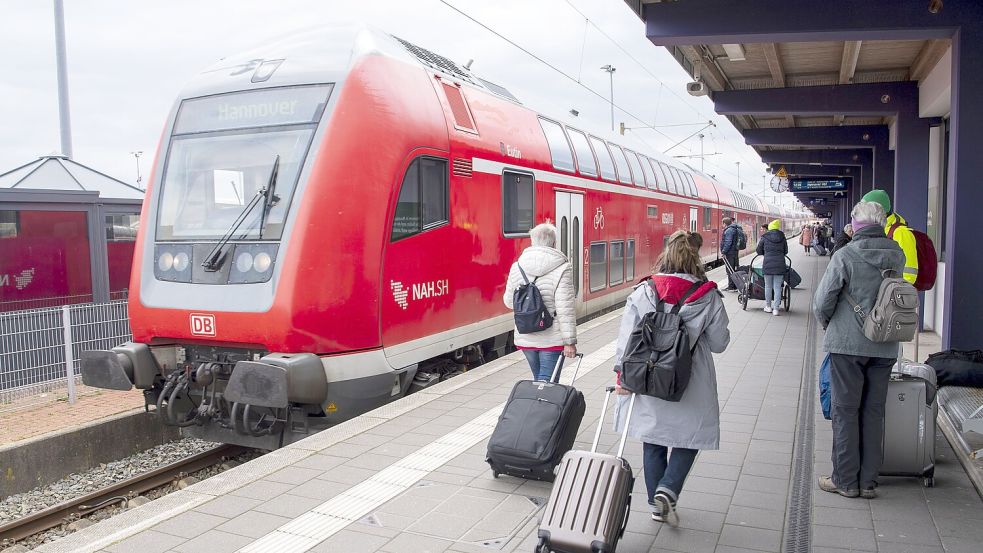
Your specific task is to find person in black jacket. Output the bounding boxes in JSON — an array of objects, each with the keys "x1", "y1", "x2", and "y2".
[
  {"x1": 756, "y1": 219, "x2": 788, "y2": 315},
  {"x1": 831, "y1": 224, "x2": 853, "y2": 255}
]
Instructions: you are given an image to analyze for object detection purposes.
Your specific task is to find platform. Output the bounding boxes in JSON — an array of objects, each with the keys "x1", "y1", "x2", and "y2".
[{"x1": 34, "y1": 248, "x2": 983, "y2": 553}]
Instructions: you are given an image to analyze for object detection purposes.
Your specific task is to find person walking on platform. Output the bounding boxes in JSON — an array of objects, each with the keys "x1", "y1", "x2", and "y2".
[
  {"x1": 832, "y1": 224, "x2": 853, "y2": 255},
  {"x1": 756, "y1": 219, "x2": 788, "y2": 316},
  {"x1": 800, "y1": 223, "x2": 814, "y2": 255},
  {"x1": 613, "y1": 231, "x2": 731, "y2": 526},
  {"x1": 503, "y1": 222, "x2": 577, "y2": 381},
  {"x1": 862, "y1": 189, "x2": 918, "y2": 284},
  {"x1": 813, "y1": 201, "x2": 905, "y2": 499},
  {"x1": 720, "y1": 217, "x2": 743, "y2": 291}
]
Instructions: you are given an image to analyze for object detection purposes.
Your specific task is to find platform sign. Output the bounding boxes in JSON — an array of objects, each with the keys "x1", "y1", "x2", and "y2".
[{"x1": 790, "y1": 178, "x2": 848, "y2": 192}]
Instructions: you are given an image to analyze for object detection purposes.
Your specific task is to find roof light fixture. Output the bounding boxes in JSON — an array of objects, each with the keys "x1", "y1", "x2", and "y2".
[{"x1": 721, "y1": 44, "x2": 746, "y2": 61}]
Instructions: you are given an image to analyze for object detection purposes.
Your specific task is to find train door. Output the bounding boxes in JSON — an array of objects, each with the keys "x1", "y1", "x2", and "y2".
[
  {"x1": 555, "y1": 191, "x2": 585, "y2": 317},
  {"x1": 689, "y1": 207, "x2": 698, "y2": 233}
]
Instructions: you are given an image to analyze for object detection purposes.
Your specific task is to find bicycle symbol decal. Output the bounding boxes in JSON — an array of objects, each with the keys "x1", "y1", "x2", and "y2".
[{"x1": 593, "y1": 207, "x2": 605, "y2": 229}]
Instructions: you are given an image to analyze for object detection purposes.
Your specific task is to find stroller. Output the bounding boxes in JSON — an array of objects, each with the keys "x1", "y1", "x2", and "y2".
[{"x1": 722, "y1": 254, "x2": 792, "y2": 312}]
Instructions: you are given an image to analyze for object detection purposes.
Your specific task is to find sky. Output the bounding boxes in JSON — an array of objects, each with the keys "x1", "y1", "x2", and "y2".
[{"x1": 0, "y1": 0, "x2": 794, "y2": 205}]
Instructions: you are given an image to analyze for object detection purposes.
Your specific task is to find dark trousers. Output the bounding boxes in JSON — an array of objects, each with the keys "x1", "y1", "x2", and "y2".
[
  {"x1": 828, "y1": 353, "x2": 895, "y2": 490},
  {"x1": 643, "y1": 443, "x2": 698, "y2": 503},
  {"x1": 723, "y1": 251, "x2": 739, "y2": 289}
]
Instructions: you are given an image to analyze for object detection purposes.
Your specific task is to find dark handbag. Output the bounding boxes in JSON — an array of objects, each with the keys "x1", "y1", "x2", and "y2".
[
  {"x1": 925, "y1": 350, "x2": 983, "y2": 387},
  {"x1": 619, "y1": 281, "x2": 701, "y2": 402}
]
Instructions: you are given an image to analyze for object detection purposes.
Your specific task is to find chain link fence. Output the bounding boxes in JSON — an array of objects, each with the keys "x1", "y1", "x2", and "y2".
[{"x1": 0, "y1": 300, "x2": 131, "y2": 413}]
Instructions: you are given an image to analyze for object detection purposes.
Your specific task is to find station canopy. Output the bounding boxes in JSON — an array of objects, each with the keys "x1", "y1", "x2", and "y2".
[{"x1": 0, "y1": 155, "x2": 144, "y2": 201}]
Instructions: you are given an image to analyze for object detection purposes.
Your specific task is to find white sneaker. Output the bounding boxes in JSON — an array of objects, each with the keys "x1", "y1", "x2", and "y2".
[
  {"x1": 763, "y1": 305, "x2": 772, "y2": 313},
  {"x1": 654, "y1": 492, "x2": 678, "y2": 527},
  {"x1": 772, "y1": 307, "x2": 780, "y2": 316}
]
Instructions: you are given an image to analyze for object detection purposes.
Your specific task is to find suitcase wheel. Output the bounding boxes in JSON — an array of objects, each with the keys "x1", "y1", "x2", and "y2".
[
  {"x1": 535, "y1": 537, "x2": 550, "y2": 553},
  {"x1": 923, "y1": 476, "x2": 935, "y2": 488},
  {"x1": 491, "y1": 470, "x2": 499, "y2": 479}
]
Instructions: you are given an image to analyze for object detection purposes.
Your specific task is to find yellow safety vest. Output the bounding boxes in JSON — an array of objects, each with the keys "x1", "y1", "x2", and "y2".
[{"x1": 885, "y1": 213, "x2": 918, "y2": 284}]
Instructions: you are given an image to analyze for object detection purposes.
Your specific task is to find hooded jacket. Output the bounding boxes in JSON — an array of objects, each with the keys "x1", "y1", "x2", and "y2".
[
  {"x1": 886, "y1": 213, "x2": 919, "y2": 284},
  {"x1": 503, "y1": 246, "x2": 576, "y2": 349},
  {"x1": 612, "y1": 274, "x2": 731, "y2": 450},
  {"x1": 813, "y1": 225, "x2": 906, "y2": 358},
  {"x1": 755, "y1": 229, "x2": 789, "y2": 275},
  {"x1": 720, "y1": 222, "x2": 744, "y2": 254}
]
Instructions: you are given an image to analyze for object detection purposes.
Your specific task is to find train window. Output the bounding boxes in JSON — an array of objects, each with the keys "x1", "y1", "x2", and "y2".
[
  {"x1": 391, "y1": 157, "x2": 449, "y2": 241},
  {"x1": 626, "y1": 240, "x2": 635, "y2": 281},
  {"x1": 610, "y1": 241, "x2": 625, "y2": 285},
  {"x1": 566, "y1": 129, "x2": 597, "y2": 177},
  {"x1": 649, "y1": 159, "x2": 669, "y2": 192},
  {"x1": 647, "y1": 205, "x2": 658, "y2": 218},
  {"x1": 668, "y1": 167, "x2": 685, "y2": 195},
  {"x1": 538, "y1": 118, "x2": 575, "y2": 173},
  {"x1": 624, "y1": 151, "x2": 645, "y2": 187},
  {"x1": 589, "y1": 242, "x2": 607, "y2": 292},
  {"x1": 560, "y1": 217, "x2": 569, "y2": 256},
  {"x1": 589, "y1": 136, "x2": 617, "y2": 181},
  {"x1": 609, "y1": 144, "x2": 633, "y2": 184},
  {"x1": 637, "y1": 154, "x2": 655, "y2": 189},
  {"x1": 703, "y1": 207, "x2": 712, "y2": 230},
  {"x1": 0, "y1": 210, "x2": 19, "y2": 238},
  {"x1": 657, "y1": 162, "x2": 678, "y2": 194},
  {"x1": 502, "y1": 170, "x2": 535, "y2": 236},
  {"x1": 685, "y1": 173, "x2": 697, "y2": 197}
]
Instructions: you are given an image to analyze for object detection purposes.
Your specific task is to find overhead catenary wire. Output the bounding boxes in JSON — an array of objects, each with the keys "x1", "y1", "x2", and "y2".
[
  {"x1": 561, "y1": 0, "x2": 764, "y2": 171},
  {"x1": 437, "y1": 0, "x2": 676, "y2": 143}
]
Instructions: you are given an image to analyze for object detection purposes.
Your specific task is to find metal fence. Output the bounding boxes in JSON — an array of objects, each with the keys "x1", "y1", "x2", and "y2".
[{"x1": 0, "y1": 300, "x2": 131, "y2": 413}]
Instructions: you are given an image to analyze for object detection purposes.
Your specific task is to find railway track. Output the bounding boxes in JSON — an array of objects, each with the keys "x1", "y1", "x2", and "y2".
[{"x1": 0, "y1": 444, "x2": 247, "y2": 545}]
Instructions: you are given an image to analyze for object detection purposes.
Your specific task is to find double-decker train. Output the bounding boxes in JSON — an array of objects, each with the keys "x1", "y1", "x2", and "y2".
[{"x1": 82, "y1": 24, "x2": 807, "y2": 448}]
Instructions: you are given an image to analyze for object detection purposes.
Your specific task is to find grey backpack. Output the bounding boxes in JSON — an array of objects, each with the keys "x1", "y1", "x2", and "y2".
[{"x1": 845, "y1": 263, "x2": 919, "y2": 343}]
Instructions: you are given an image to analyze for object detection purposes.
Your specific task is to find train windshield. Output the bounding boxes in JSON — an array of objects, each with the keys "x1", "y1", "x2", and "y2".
[{"x1": 157, "y1": 85, "x2": 332, "y2": 241}]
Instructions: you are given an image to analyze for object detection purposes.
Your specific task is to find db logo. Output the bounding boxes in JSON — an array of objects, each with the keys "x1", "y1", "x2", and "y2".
[{"x1": 190, "y1": 313, "x2": 216, "y2": 337}]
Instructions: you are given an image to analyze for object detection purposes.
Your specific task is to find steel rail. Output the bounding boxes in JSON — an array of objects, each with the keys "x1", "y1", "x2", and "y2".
[{"x1": 0, "y1": 444, "x2": 246, "y2": 544}]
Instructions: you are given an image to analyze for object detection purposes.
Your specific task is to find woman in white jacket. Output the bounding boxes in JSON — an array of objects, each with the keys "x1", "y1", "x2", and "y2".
[{"x1": 503, "y1": 223, "x2": 578, "y2": 381}]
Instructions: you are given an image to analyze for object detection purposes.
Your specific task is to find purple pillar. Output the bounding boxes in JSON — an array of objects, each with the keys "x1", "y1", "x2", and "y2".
[
  {"x1": 943, "y1": 25, "x2": 983, "y2": 350},
  {"x1": 892, "y1": 114, "x2": 930, "y2": 230}
]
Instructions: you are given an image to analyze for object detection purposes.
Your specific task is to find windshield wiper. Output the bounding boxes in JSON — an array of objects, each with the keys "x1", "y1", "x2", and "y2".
[{"x1": 201, "y1": 155, "x2": 280, "y2": 272}]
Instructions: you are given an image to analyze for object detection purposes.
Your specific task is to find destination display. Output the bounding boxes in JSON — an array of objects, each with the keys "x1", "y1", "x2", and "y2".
[
  {"x1": 173, "y1": 84, "x2": 333, "y2": 134},
  {"x1": 790, "y1": 177, "x2": 848, "y2": 192}
]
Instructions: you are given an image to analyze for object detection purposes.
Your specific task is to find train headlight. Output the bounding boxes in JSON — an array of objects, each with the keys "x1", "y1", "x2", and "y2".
[
  {"x1": 154, "y1": 244, "x2": 193, "y2": 283},
  {"x1": 158, "y1": 252, "x2": 174, "y2": 272},
  {"x1": 229, "y1": 244, "x2": 278, "y2": 284},
  {"x1": 253, "y1": 252, "x2": 272, "y2": 273},
  {"x1": 235, "y1": 252, "x2": 254, "y2": 273}
]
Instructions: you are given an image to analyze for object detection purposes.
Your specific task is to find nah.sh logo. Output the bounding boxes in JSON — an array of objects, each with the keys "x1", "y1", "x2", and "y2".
[
  {"x1": 390, "y1": 279, "x2": 450, "y2": 310},
  {"x1": 190, "y1": 313, "x2": 216, "y2": 337},
  {"x1": 0, "y1": 268, "x2": 35, "y2": 290}
]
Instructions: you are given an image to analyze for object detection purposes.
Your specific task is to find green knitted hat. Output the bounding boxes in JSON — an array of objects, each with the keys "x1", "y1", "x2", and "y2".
[{"x1": 862, "y1": 189, "x2": 891, "y2": 213}]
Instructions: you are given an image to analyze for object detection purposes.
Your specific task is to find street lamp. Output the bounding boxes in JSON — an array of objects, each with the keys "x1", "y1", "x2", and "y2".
[
  {"x1": 736, "y1": 161, "x2": 741, "y2": 190},
  {"x1": 600, "y1": 65, "x2": 616, "y2": 132}
]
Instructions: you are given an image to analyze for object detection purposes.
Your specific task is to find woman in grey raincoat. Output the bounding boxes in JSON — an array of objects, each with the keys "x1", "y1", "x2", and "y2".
[{"x1": 614, "y1": 231, "x2": 731, "y2": 527}]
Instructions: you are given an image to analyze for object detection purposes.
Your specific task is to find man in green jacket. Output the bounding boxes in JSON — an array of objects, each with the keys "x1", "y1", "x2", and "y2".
[{"x1": 861, "y1": 189, "x2": 918, "y2": 284}]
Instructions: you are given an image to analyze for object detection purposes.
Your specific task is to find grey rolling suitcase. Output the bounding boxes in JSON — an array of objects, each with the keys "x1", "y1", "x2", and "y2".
[
  {"x1": 880, "y1": 359, "x2": 937, "y2": 487},
  {"x1": 536, "y1": 386, "x2": 634, "y2": 553}
]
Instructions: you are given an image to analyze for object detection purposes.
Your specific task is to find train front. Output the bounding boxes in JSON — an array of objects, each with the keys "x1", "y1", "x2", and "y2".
[{"x1": 81, "y1": 28, "x2": 403, "y2": 448}]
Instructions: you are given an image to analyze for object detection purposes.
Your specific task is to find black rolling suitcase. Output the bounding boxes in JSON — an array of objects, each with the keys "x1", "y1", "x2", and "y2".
[
  {"x1": 486, "y1": 354, "x2": 585, "y2": 482},
  {"x1": 536, "y1": 386, "x2": 635, "y2": 553}
]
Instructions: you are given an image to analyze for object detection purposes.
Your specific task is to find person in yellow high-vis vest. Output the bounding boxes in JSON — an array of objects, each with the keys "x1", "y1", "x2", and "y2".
[{"x1": 861, "y1": 190, "x2": 918, "y2": 284}]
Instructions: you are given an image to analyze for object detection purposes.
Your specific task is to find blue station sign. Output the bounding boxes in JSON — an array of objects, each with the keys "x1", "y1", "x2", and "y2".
[{"x1": 790, "y1": 178, "x2": 848, "y2": 192}]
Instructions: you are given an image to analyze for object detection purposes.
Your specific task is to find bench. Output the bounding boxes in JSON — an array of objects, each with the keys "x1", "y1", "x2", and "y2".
[{"x1": 938, "y1": 386, "x2": 983, "y2": 457}]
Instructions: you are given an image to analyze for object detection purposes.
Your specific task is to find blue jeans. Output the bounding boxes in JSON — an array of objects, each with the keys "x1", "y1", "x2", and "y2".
[
  {"x1": 521, "y1": 349, "x2": 564, "y2": 382},
  {"x1": 643, "y1": 443, "x2": 698, "y2": 503},
  {"x1": 763, "y1": 273, "x2": 784, "y2": 308}
]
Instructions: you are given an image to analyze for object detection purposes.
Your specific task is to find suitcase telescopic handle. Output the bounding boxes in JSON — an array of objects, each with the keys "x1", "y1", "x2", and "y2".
[
  {"x1": 592, "y1": 385, "x2": 636, "y2": 457},
  {"x1": 550, "y1": 352, "x2": 584, "y2": 384}
]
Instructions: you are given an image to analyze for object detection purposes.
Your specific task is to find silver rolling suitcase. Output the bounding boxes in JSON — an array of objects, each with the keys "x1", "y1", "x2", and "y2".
[
  {"x1": 536, "y1": 386, "x2": 634, "y2": 553},
  {"x1": 880, "y1": 359, "x2": 937, "y2": 487}
]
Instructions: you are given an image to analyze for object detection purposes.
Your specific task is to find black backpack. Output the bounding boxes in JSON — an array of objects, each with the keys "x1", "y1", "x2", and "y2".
[
  {"x1": 619, "y1": 281, "x2": 702, "y2": 401},
  {"x1": 512, "y1": 264, "x2": 554, "y2": 334},
  {"x1": 736, "y1": 227, "x2": 747, "y2": 250}
]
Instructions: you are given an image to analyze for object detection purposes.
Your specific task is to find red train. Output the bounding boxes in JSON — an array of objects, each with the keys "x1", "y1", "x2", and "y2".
[{"x1": 81, "y1": 24, "x2": 805, "y2": 448}]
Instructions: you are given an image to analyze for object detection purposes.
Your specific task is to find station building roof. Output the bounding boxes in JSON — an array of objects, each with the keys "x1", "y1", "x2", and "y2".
[{"x1": 0, "y1": 156, "x2": 145, "y2": 201}]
